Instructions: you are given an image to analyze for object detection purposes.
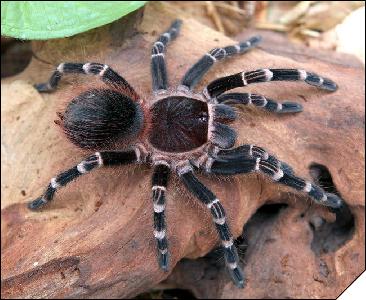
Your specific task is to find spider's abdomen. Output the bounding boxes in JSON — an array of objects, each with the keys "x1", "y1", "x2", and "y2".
[
  {"x1": 149, "y1": 96, "x2": 208, "y2": 152},
  {"x1": 62, "y1": 89, "x2": 143, "y2": 149}
]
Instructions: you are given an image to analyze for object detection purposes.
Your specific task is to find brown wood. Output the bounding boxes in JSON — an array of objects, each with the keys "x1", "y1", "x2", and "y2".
[{"x1": 1, "y1": 3, "x2": 364, "y2": 299}]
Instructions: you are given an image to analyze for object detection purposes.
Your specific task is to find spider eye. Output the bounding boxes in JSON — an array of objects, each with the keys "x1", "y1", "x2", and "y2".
[{"x1": 198, "y1": 112, "x2": 208, "y2": 123}]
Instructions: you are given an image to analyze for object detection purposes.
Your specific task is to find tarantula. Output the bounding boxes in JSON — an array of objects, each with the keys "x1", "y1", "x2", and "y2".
[{"x1": 29, "y1": 19, "x2": 343, "y2": 288}]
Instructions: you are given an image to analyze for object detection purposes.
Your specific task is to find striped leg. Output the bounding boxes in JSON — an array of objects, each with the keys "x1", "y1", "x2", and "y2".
[
  {"x1": 205, "y1": 149, "x2": 343, "y2": 209},
  {"x1": 217, "y1": 92, "x2": 303, "y2": 114},
  {"x1": 210, "y1": 144, "x2": 294, "y2": 175},
  {"x1": 178, "y1": 165, "x2": 245, "y2": 288},
  {"x1": 151, "y1": 19, "x2": 182, "y2": 92},
  {"x1": 152, "y1": 163, "x2": 171, "y2": 271},
  {"x1": 181, "y1": 36, "x2": 261, "y2": 90},
  {"x1": 28, "y1": 149, "x2": 140, "y2": 210},
  {"x1": 205, "y1": 68, "x2": 338, "y2": 98},
  {"x1": 34, "y1": 62, "x2": 138, "y2": 99}
]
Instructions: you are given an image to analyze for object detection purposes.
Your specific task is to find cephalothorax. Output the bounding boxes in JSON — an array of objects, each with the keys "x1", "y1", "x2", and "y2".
[{"x1": 29, "y1": 20, "x2": 343, "y2": 288}]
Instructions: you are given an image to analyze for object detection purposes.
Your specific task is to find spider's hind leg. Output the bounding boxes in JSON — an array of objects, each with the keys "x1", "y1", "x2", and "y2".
[
  {"x1": 178, "y1": 164, "x2": 245, "y2": 288},
  {"x1": 210, "y1": 144, "x2": 294, "y2": 175},
  {"x1": 151, "y1": 162, "x2": 171, "y2": 271},
  {"x1": 28, "y1": 149, "x2": 140, "y2": 210},
  {"x1": 204, "y1": 146, "x2": 343, "y2": 209}
]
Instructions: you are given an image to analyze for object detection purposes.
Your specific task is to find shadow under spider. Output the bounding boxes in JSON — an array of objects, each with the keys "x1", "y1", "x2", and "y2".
[{"x1": 308, "y1": 163, "x2": 355, "y2": 255}]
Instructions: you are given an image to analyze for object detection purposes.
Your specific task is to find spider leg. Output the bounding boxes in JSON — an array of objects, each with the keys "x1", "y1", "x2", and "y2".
[
  {"x1": 34, "y1": 62, "x2": 138, "y2": 98},
  {"x1": 151, "y1": 19, "x2": 182, "y2": 92},
  {"x1": 177, "y1": 165, "x2": 245, "y2": 288},
  {"x1": 151, "y1": 163, "x2": 171, "y2": 271},
  {"x1": 204, "y1": 147, "x2": 343, "y2": 209},
  {"x1": 204, "y1": 68, "x2": 338, "y2": 98},
  {"x1": 217, "y1": 92, "x2": 303, "y2": 114},
  {"x1": 209, "y1": 144, "x2": 294, "y2": 175},
  {"x1": 181, "y1": 36, "x2": 261, "y2": 90},
  {"x1": 28, "y1": 149, "x2": 141, "y2": 210}
]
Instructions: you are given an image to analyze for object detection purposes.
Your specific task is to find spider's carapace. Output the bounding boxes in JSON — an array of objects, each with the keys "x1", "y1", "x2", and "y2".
[{"x1": 149, "y1": 96, "x2": 209, "y2": 152}]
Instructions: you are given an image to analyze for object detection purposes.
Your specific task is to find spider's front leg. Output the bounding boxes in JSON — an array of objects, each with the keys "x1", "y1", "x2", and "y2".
[
  {"x1": 205, "y1": 69, "x2": 338, "y2": 99},
  {"x1": 151, "y1": 19, "x2": 182, "y2": 92},
  {"x1": 34, "y1": 62, "x2": 138, "y2": 99},
  {"x1": 204, "y1": 69, "x2": 337, "y2": 113},
  {"x1": 151, "y1": 162, "x2": 171, "y2": 271},
  {"x1": 180, "y1": 36, "x2": 261, "y2": 90},
  {"x1": 204, "y1": 145, "x2": 343, "y2": 209},
  {"x1": 177, "y1": 164, "x2": 245, "y2": 288},
  {"x1": 28, "y1": 149, "x2": 140, "y2": 209}
]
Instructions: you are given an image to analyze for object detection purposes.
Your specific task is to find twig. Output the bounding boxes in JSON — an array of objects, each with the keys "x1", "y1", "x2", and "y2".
[
  {"x1": 205, "y1": 1, "x2": 225, "y2": 33},
  {"x1": 255, "y1": 22, "x2": 288, "y2": 32}
]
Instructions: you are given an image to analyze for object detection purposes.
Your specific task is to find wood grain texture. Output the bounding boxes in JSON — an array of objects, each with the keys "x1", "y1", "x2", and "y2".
[{"x1": 1, "y1": 3, "x2": 364, "y2": 298}]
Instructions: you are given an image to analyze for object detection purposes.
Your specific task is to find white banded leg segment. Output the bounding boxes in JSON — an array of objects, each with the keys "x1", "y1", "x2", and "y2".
[
  {"x1": 28, "y1": 153, "x2": 102, "y2": 210},
  {"x1": 151, "y1": 19, "x2": 182, "y2": 91},
  {"x1": 280, "y1": 172, "x2": 342, "y2": 208},
  {"x1": 218, "y1": 146, "x2": 292, "y2": 176},
  {"x1": 28, "y1": 151, "x2": 135, "y2": 210},
  {"x1": 176, "y1": 162, "x2": 194, "y2": 177},
  {"x1": 76, "y1": 153, "x2": 103, "y2": 174},
  {"x1": 303, "y1": 181, "x2": 312, "y2": 193},
  {"x1": 162, "y1": 32, "x2": 171, "y2": 42},
  {"x1": 304, "y1": 71, "x2": 333, "y2": 89},
  {"x1": 206, "y1": 68, "x2": 337, "y2": 98},
  {"x1": 99, "y1": 64, "x2": 109, "y2": 77},
  {"x1": 34, "y1": 62, "x2": 138, "y2": 98},
  {"x1": 50, "y1": 177, "x2": 60, "y2": 189},
  {"x1": 217, "y1": 92, "x2": 303, "y2": 114},
  {"x1": 241, "y1": 72, "x2": 247, "y2": 86},
  {"x1": 214, "y1": 144, "x2": 269, "y2": 161},
  {"x1": 298, "y1": 69, "x2": 307, "y2": 81},
  {"x1": 258, "y1": 158, "x2": 341, "y2": 207},
  {"x1": 152, "y1": 163, "x2": 171, "y2": 271},
  {"x1": 153, "y1": 229, "x2": 166, "y2": 240},
  {"x1": 276, "y1": 103, "x2": 283, "y2": 112},
  {"x1": 209, "y1": 199, "x2": 226, "y2": 225},
  {"x1": 255, "y1": 157, "x2": 260, "y2": 171},
  {"x1": 258, "y1": 160, "x2": 284, "y2": 181},
  {"x1": 180, "y1": 170, "x2": 244, "y2": 288},
  {"x1": 206, "y1": 145, "x2": 268, "y2": 176},
  {"x1": 214, "y1": 210, "x2": 244, "y2": 288},
  {"x1": 153, "y1": 186, "x2": 166, "y2": 213},
  {"x1": 181, "y1": 35, "x2": 261, "y2": 90},
  {"x1": 53, "y1": 153, "x2": 101, "y2": 186},
  {"x1": 204, "y1": 151, "x2": 344, "y2": 209}
]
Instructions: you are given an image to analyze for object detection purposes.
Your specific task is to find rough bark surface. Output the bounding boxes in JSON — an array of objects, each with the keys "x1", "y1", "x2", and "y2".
[{"x1": 1, "y1": 3, "x2": 364, "y2": 299}]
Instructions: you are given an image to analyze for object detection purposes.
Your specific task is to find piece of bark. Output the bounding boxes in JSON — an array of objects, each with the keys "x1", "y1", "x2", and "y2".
[
  {"x1": 161, "y1": 25, "x2": 366, "y2": 299},
  {"x1": 1, "y1": 2, "x2": 364, "y2": 299}
]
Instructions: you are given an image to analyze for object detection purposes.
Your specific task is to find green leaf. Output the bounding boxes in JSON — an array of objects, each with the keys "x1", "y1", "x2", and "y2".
[{"x1": 1, "y1": 1, "x2": 146, "y2": 40}]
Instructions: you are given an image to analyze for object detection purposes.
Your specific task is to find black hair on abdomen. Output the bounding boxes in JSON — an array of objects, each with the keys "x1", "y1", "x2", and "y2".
[{"x1": 62, "y1": 89, "x2": 143, "y2": 149}]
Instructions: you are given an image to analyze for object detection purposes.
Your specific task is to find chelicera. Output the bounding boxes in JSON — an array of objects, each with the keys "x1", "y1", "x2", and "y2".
[{"x1": 29, "y1": 19, "x2": 343, "y2": 288}]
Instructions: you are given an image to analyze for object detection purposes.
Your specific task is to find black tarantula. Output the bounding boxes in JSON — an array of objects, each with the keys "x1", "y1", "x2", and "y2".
[{"x1": 29, "y1": 20, "x2": 344, "y2": 288}]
